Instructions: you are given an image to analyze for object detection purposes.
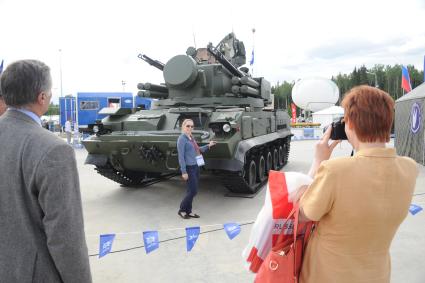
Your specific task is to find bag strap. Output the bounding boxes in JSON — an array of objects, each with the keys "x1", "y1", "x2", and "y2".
[
  {"x1": 302, "y1": 221, "x2": 315, "y2": 251},
  {"x1": 293, "y1": 206, "x2": 317, "y2": 278},
  {"x1": 293, "y1": 202, "x2": 300, "y2": 278}
]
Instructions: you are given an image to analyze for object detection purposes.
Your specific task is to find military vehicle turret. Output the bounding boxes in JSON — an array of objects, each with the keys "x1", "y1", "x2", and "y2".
[{"x1": 82, "y1": 33, "x2": 292, "y2": 193}]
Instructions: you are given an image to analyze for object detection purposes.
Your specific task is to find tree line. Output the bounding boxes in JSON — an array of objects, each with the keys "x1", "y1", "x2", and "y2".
[
  {"x1": 272, "y1": 64, "x2": 424, "y2": 115},
  {"x1": 46, "y1": 103, "x2": 60, "y2": 116}
]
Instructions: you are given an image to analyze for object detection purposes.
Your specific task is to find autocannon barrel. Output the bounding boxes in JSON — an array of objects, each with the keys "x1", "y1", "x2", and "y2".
[
  {"x1": 137, "y1": 54, "x2": 165, "y2": 71},
  {"x1": 207, "y1": 44, "x2": 245, "y2": 78}
]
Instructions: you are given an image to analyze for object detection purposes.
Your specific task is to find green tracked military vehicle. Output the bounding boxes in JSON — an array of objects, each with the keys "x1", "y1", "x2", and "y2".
[{"x1": 82, "y1": 33, "x2": 292, "y2": 194}]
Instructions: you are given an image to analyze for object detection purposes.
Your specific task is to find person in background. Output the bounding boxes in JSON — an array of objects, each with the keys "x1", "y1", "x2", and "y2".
[
  {"x1": 298, "y1": 85, "x2": 418, "y2": 283},
  {"x1": 42, "y1": 119, "x2": 49, "y2": 130},
  {"x1": 0, "y1": 60, "x2": 92, "y2": 282},
  {"x1": 177, "y1": 118, "x2": 216, "y2": 219},
  {"x1": 64, "y1": 118, "x2": 72, "y2": 144}
]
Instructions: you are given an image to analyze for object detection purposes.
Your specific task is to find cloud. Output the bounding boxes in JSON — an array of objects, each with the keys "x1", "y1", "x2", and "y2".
[
  {"x1": 1, "y1": 0, "x2": 424, "y2": 103},
  {"x1": 306, "y1": 36, "x2": 415, "y2": 60}
]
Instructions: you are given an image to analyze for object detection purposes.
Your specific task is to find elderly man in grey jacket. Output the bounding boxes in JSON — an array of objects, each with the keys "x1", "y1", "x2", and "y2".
[{"x1": 0, "y1": 60, "x2": 92, "y2": 282}]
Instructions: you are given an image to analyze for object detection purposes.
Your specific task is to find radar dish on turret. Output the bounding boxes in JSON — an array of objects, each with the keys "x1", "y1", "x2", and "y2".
[{"x1": 292, "y1": 78, "x2": 339, "y2": 112}]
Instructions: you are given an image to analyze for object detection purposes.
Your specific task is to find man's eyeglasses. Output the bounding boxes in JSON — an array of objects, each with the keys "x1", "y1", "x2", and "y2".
[{"x1": 185, "y1": 125, "x2": 194, "y2": 128}]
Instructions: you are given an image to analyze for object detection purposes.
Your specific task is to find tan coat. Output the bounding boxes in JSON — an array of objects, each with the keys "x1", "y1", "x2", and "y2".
[{"x1": 300, "y1": 148, "x2": 417, "y2": 283}]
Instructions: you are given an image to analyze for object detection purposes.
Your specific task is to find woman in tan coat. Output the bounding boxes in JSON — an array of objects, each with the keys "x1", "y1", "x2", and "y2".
[{"x1": 299, "y1": 86, "x2": 418, "y2": 283}]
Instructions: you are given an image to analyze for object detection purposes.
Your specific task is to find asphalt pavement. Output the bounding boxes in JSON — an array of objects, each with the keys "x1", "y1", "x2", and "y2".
[{"x1": 76, "y1": 139, "x2": 425, "y2": 283}]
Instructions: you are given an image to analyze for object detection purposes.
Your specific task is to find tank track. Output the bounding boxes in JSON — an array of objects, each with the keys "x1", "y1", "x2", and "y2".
[
  {"x1": 220, "y1": 137, "x2": 291, "y2": 194},
  {"x1": 220, "y1": 171, "x2": 268, "y2": 194},
  {"x1": 283, "y1": 137, "x2": 291, "y2": 166},
  {"x1": 95, "y1": 164, "x2": 176, "y2": 187}
]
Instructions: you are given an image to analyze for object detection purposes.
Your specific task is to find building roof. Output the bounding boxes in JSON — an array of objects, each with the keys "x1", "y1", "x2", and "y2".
[{"x1": 312, "y1": 105, "x2": 344, "y2": 115}]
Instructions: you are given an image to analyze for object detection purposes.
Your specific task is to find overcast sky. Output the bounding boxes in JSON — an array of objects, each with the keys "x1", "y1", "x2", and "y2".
[{"x1": 1, "y1": 0, "x2": 424, "y2": 103}]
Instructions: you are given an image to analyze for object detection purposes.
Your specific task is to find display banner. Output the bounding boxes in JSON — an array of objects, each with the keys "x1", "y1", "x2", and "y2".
[
  {"x1": 186, "y1": 226, "x2": 200, "y2": 252},
  {"x1": 223, "y1": 223, "x2": 241, "y2": 240},
  {"x1": 99, "y1": 234, "x2": 116, "y2": 258},
  {"x1": 143, "y1": 231, "x2": 159, "y2": 254},
  {"x1": 291, "y1": 103, "x2": 297, "y2": 123}
]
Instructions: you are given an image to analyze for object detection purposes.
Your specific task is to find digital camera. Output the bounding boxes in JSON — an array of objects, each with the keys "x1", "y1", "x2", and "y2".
[{"x1": 323, "y1": 117, "x2": 347, "y2": 140}]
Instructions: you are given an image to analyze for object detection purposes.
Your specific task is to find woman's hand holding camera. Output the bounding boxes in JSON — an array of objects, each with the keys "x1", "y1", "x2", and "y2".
[
  {"x1": 309, "y1": 126, "x2": 341, "y2": 177},
  {"x1": 316, "y1": 126, "x2": 341, "y2": 162}
]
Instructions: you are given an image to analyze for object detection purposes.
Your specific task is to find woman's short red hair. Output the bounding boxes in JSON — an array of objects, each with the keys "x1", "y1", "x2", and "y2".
[{"x1": 341, "y1": 85, "x2": 394, "y2": 143}]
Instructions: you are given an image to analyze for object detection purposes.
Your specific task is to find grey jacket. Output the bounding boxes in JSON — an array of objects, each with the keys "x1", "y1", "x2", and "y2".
[{"x1": 0, "y1": 110, "x2": 92, "y2": 282}]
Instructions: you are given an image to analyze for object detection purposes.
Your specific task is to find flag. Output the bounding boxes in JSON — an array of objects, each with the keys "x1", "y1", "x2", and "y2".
[
  {"x1": 185, "y1": 226, "x2": 200, "y2": 252},
  {"x1": 401, "y1": 65, "x2": 412, "y2": 93},
  {"x1": 99, "y1": 234, "x2": 115, "y2": 258},
  {"x1": 0, "y1": 59, "x2": 4, "y2": 74},
  {"x1": 143, "y1": 231, "x2": 159, "y2": 254},
  {"x1": 250, "y1": 49, "x2": 254, "y2": 65},
  {"x1": 223, "y1": 223, "x2": 241, "y2": 240},
  {"x1": 409, "y1": 204, "x2": 423, "y2": 215},
  {"x1": 242, "y1": 171, "x2": 313, "y2": 273}
]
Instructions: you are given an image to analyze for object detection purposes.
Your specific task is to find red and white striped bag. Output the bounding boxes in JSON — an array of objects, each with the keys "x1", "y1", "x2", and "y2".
[{"x1": 243, "y1": 170, "x2": 312, "y2": 273}]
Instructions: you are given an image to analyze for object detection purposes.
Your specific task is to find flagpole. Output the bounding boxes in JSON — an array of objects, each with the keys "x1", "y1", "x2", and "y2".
[
  {"x1": 251, "y1": 28, "x2": 255, "y2": 76},
  {"x1": 59, "y1": 49, "x2": 63, "y2": 98}
]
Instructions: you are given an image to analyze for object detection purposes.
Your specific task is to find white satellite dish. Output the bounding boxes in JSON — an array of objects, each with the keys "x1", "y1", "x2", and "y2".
[{"x1": 292, "y1": 78, "x2": 339, "y2": 112}]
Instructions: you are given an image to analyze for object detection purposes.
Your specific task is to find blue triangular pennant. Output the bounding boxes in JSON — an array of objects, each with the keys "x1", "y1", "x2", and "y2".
[
  {"x1": 185, "y1": 226, "x2": 200, "y2": 252},
  {"x1": 99, "y1": 234, "x2": 115, "y2": 258},
  {"x1": 409, "y1": 204, "x2": 423, "y2": 215},
  {"x1": 223, "y1": 223, "x2": 241, "y2": 240},
  {"x1": 143, "y1": 231, "x2": 159, "y2": 254}
]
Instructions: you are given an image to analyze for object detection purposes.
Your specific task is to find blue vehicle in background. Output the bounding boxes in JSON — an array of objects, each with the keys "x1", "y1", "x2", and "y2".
[
  {"x1": 77, "y1": 92, "x2": 133, "y2": 132},
  {"x1": 134, "y1": 96, "x2": 155, "y2": 110},
  {"x1": 59, "y1": 92, "x2": 154, "y2": 133},
  {"x1": 59, "y1": 96, "x2": 77, "y2": 128}
]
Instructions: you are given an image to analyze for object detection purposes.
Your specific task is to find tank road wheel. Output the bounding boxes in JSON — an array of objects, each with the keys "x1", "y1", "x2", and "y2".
[
  {"x1": 265, "y1": 151, "x2": 273, "y2": 174},
  {"x1": 272, "y1": 148, "x2": 279, "y2": 170},
  {"x1": 278, "y1": 145, "x2": 284, "y2": 167},
  {"x1": 245, "y1": 159, "x2": 257, "y2": 189},
  {"x1": 221, "y1": 155, "x2": 261, "y2": 194},
  {"x1": 256, "y1": 155, "x2": 266, "y2": 182},
  {"x1": 282, "y1": 139, "x2": 290, "y2": 166}
]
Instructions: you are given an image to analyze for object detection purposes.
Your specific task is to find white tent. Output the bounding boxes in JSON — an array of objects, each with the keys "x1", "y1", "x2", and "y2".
[{"x1": 312, "y1": 106, "x2": 344, "y2": 128}]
